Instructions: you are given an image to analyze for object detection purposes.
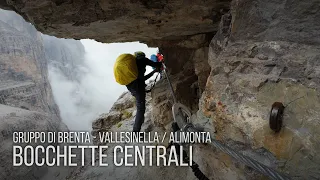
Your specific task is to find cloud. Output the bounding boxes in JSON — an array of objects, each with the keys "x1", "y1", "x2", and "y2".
[{"x1": 48, "y1": 39, "x2": 158, "y2": 131}]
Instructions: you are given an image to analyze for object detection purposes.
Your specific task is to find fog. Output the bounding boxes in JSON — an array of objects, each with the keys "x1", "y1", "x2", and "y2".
[{"x1": 48, "y1": 39, "x2": 158, "y2": 131}]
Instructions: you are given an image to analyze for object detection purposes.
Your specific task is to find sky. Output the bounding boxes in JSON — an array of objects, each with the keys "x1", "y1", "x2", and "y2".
[{"x1": 49, "y1": 39, "x2": 159, "y2": 131}]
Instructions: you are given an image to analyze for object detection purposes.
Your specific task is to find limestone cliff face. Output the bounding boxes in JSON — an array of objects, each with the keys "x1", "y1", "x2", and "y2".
[
  {"x1": 0, "y1": 9, "x2": 60, "y2": 119},
  {"x1": 0, "y1": 104, "x2": 70, "y2": 180},
  {"x1": 0, "y1": 9, "x2": 84, "y2": 180},
  {"x1": 197, "y1": 1, "x2": 320, "y2": 179},
  {"x1": 3, "y1": 0, "x2": 320, "y2": 179}
]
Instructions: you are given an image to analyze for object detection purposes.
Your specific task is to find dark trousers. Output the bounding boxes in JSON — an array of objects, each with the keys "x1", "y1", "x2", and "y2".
[{"x1": 126, "y1": 80, "x2": 146, "y2": 132}]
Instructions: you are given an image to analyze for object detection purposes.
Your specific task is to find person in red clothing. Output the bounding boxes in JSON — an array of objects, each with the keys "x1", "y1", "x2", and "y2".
[{"x1": 156, "y1": 53, "x2": 164, "y2": 62}]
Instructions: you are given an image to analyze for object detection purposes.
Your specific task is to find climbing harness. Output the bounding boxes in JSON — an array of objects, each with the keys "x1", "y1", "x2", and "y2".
[{"x1": 269, "y1": 94, "x2": 306, "y2": 133}]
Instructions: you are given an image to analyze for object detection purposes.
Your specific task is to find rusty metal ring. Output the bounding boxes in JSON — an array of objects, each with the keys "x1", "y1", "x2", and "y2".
[{"x1": 269, "y1": 102, "x2": 285, "y2": 133}]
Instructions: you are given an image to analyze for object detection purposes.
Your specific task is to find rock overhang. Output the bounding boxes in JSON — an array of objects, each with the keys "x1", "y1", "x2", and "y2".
[{"x1": 0, "y1": 0, "x2": 231, "y2": 44}]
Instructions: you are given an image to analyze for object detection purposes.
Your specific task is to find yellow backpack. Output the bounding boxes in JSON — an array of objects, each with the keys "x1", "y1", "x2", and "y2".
[{"x1": 113, "y1": 53, "x2": 139, "y2": 85}]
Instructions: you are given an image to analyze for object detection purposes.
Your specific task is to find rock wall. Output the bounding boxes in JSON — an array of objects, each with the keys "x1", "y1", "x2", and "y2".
[
  {"x1": 0, "y1": 9, "x2": 85, "y2": 180},
  {"x1": 150, "y1": 33, "x2": 214, "y2": 128},
  {"x1": 0, "y1": 9, "x2": 86, "y2": 119},
  {"x1": 0, "y1": 104, "x2": 70, "y2": 180},
  {"x1": 0, "y1": 9, "x2": 60, "y2": 118},
  {"x1": 197, "y1": 0, "x2": 320, "y2": 179}
]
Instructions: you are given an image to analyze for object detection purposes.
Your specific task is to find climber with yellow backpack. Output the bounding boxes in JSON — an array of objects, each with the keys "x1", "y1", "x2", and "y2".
[{"x1": 114, "y1": 51, "x2": 162, "y2": 132}]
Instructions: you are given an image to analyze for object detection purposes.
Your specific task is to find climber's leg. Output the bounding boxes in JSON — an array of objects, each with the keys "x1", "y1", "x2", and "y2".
[
  {"x1": 126, "y1": 80, "x2": 146, "y2": 132},
  {"x1": 133, "y1": 89, "x2": 146, "y2": 132}
]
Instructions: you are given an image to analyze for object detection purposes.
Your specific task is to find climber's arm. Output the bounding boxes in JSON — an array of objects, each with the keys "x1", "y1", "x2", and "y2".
[
  {"x1": 143, "y1": 58, "x2": 162, "y2": 80},
  {"x1": 144, "y1": 58, "x2": 162, "y2": 69},
  {"x1": 144, "y1": 69, "x2": 157, "y2": 81}
]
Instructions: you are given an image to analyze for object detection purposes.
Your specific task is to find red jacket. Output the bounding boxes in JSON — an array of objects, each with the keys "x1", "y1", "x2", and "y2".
[{"x1": 156, "y1": 53, "x2": 164, "y2": 62}]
